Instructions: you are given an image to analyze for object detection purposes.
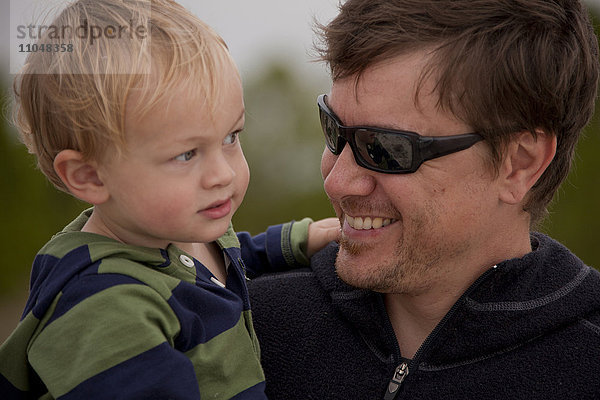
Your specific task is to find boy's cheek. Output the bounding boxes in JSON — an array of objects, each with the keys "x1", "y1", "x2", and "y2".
[{"x1": 237, "y1": 156, "x2": 251, "y2": 196}]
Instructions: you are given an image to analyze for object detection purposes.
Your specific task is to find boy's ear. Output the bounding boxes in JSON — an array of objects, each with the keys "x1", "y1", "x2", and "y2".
[
  {"x1": 498, "y1": 130, "x2": 557, "y2": 206},
  {"x1": 53, "y1": 150, "x2": 109, "y2": 205}
]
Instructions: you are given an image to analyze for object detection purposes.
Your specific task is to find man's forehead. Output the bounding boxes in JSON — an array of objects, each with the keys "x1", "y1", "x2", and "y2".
[
  {"x1": 328, "y1": 59, "x2": 446, "y2": 128},
  {"x1": 331, "y1": 51, "x2": 440, "y2": 101}
]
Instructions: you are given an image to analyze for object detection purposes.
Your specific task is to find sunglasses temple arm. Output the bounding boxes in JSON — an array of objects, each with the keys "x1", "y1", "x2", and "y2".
[{"x1": 418, "y1": 135, "x2": 483, "y2": 163}]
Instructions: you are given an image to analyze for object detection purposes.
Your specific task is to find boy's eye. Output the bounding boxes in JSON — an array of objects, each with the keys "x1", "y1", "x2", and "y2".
[
  {"x1": 224, "y1": 131, "x2": 240, "y2": 145},
  {"x1": 174, "y1": 150, "x2": 196, "y2": 162}
]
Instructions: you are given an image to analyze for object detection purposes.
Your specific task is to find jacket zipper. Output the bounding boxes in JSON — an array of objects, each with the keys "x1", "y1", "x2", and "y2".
[
  {"x1": 381, "y1": 265, "x2": 498, "y2": 399},
  {"x1": 383, "y1": 362, "x2": 409, "y2": 400}
]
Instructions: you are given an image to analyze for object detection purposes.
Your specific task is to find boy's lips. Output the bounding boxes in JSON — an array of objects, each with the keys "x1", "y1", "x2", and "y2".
[{"x1": 199, "y1": 198, "x2": 232, "y2": 219}]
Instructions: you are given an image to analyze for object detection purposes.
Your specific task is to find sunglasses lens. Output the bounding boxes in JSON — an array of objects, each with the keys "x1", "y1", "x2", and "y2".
[
  {"x1": 355, "y1": 130, "x2": 413, "y2": 171},
  {"x1": 319, "y1": 108, "x2": 339, "y2": 153}
]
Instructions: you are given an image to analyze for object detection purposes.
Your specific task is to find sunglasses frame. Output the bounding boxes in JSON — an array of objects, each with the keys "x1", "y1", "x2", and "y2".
[{"x1": 318, "y1": 94, "x2": 484, "y2": 174}]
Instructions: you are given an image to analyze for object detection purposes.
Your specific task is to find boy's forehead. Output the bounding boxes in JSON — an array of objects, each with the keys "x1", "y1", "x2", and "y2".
[
  {"x1": 128, "y1": 63, "x2": 239, "y2": 117},
  {"x1": 123, "y1": 66, "x2": 244, "y2": 141}
]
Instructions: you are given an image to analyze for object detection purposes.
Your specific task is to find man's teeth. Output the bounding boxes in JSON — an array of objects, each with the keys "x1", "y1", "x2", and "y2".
[{"x1": 346, "y1": 215, "x2": 393, "y2": 230}]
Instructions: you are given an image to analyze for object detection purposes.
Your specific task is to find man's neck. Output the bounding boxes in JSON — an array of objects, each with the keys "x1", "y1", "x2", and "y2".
[
  {"x1": 384, "y1": 284, "x2": 466, "y2": 360},
  {"x1": 384, "y1": 229, "x2": 533, "y2": 360}
]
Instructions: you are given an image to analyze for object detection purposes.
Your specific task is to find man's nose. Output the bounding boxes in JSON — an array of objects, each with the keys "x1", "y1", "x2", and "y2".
[{"x1": 323, "y1": 144, "x2": 376, "y2": 200}]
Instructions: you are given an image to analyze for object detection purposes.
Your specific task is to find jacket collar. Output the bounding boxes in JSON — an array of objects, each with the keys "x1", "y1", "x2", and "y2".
[{"x1": 309, "y1": 233, "x2": 600, "y2": 366}]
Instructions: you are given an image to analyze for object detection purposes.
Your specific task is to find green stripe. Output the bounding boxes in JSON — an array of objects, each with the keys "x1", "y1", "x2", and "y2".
[
  {"x1": 280, "y1": 222, "x2": 295, "y2": 267},
  {"x1": 40, "y1": 209, "x2": 181, "y2": 273},
  {"x1": 217, "y1": 223, "x2": 241, "y2": 250},
  {"x1": 88, "y1": 241, "x2": 169, "y2": 267},
  {"x1": 28, "y1": 284, "x2": 180, "y2": 397},
  {"x1": 98, "y1": 257, "x2": 183, "y2": 295},
  {"x1": 186, "y1": 311, "x2": 264, "y2": 399},
  {"x1": 0, "y1": 312, "x2": 41, "y2": 391},
  {"x1": 39, "y1": 230, "x2": 171, "y2": 269},
  {"x1": 288, "y1": 218, "x2": 312, "y2": 266}
]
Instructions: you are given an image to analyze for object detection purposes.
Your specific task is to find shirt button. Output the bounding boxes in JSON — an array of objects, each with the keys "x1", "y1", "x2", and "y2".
[
  {"x1": 179, "y1": 254, "x2": 195, "y2": 268},
  {"x1": 210, "y1": 276, "x2": 226, "y2": 288}
]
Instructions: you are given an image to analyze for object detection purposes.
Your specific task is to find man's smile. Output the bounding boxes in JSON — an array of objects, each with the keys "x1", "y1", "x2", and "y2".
[{"x1": 344, "y1": 215, "x2": 397, "y2": 230}]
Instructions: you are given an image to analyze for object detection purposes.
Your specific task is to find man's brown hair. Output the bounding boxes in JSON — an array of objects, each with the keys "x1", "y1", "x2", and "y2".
[{"x1": 316, "y1": 0, "x2": 599, "y2": 225}]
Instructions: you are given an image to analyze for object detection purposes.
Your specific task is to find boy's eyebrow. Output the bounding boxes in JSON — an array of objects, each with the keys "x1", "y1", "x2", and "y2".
[
  {"x1": 174, "y1": 109, "x2": 246, "y2": 144},
  {"x1": 231, "y1": 109, "x2": 246, "y2": 129},
  {"x1": 223, "y1": 108, "x2": 246, "y2": 134},
  {"x1": 218, "y1": 108, "x2": 246, "y2": 134}
]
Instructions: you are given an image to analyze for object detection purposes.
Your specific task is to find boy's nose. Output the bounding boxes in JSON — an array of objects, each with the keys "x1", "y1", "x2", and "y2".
[{"x1": 202, "y1": 153, "x2": 235, "y2": 189}]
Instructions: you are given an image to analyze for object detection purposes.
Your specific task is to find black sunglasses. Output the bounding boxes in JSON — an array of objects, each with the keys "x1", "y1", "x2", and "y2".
[{"x1": 317, "y1": 94, "x2": 483, "y2": 174}]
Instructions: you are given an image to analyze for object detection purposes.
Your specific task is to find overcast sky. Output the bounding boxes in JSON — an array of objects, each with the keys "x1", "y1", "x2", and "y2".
[
  {"x1": 179, "y1": 0, "x2": 339, "y2": 79},
  {"x1": 3, "y1": 0, "x2": 600, "y2": 81},
  {"x1": 3, "y1": 0, "x2": 339, "y2": 81}
]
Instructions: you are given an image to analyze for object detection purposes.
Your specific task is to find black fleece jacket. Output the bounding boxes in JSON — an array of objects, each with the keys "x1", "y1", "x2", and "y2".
[{"x1": 248, "y1": 233, "x2": 600, "y2": 400}]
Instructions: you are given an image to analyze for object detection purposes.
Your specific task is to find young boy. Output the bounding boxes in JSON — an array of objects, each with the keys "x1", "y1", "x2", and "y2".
[{"x1": 0, "y1": 1, "x2": 338, "y2": 398}]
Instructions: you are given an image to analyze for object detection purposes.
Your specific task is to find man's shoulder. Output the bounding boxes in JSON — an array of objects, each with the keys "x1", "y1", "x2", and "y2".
[
  {"x1": 247, "y1": 242, "x2": 338, "y2": 297},
  {"x1": 247, "y1": 242, "x2": 392, "y2": 400},
  {"x1": 247, "y1": 243, "x2": 340, "y2": 333},
  {"x1": 530, "y1": 232, "x2": 591, "y2": 269},
  {"x1": 579, "y1": 305, "x2": 600, "y2": 337}
]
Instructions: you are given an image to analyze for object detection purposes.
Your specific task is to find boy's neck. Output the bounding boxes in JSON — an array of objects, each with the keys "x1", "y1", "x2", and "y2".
[
  {"x1": 82, "y1": 209, "x2": 227, "y2": 284},
  {"x1": 176, "y1": 241, "x2": 227, "y2": 284},
  {"x1": 81, "y1": 209, "x2": 130, "y2": 244}
]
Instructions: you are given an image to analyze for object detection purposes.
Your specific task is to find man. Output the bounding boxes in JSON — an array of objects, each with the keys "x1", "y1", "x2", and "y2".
[{"x1": 249, "y1": 0, "x2": 600, "y2": 399}]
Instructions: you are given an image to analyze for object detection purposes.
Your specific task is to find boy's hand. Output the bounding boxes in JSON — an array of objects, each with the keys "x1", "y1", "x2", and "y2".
[{"x1": 307, "y1": 218, "x2": 341, "y2": 257}]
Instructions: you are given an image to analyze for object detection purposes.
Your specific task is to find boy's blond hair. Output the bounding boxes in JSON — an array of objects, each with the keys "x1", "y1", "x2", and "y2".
[{"x1": 13, "y1": 0, "x2": 236, "y2": 192}]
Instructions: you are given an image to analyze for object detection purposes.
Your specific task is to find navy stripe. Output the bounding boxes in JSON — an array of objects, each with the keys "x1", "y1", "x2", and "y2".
[
  {"x1": 46, "y1": 273, "x2": 144, "y2": 326},
  {"x1": 31, "y1": 246, "x2": 93, "y2": 320},
  {"x1": 59, "y1": 342, "x2": 200, "y2": 400},
  {"x1": 230, "y1": 381, "x2": 267, "y2": 400},
  {"x1": 265, "y1": 224, "x2": 287, "y2": 270},
  {"x1": 192, "y1": 258, "x2": 215, "y2": 283},
  {"x1": 238, "y1": 226, "x2": 287, "y2": 277},
  {"x1": 24, "y1": 253, "x2": 60, "y2": 318},
  {"x1": 157, "y1": 249, "x2": 172, "y2": 268},
  {"x1": 0, "y1": 373, "x2": 28, "y2": 400},
  {"x1": 169, "y1": 281, "x2": 243, "y2": 351},
  {"x1": 224, "y1": 255, "x2": 252, "y2": 311},
  {"x1": 237, "y1": 231, "x2": 268, "y2": 277}
]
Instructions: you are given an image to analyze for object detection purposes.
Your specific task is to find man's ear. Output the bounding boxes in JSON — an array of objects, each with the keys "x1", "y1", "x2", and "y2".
[
  {"x1": 53, "y1": 150, "x2": 109, "y2": 205},
  {"x1": 498, "y1": 130, "x2": 557, "y2": 205}
]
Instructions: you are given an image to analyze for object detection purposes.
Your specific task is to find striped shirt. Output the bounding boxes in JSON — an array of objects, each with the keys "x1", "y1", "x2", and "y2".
[{"x1": 0, "y1": 209, "x2": 311, "y2": 399}]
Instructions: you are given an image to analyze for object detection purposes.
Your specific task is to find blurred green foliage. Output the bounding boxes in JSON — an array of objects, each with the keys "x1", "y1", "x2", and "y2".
[
  {"x1": 540, "y1": 115, "x2": 600, "y2": 263},
  {"x1": 0, "y1": 90, "x2": 87, "y2": 296},
  {"x1": 1, "y1": 55, "x2": 599, "y2": 299},
  {"x1": 538, "y1": 12, "x2": 600, "y2": 265},
  {"x1": 232, "y1": 64, "x2": 333, "y2": 231}
]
